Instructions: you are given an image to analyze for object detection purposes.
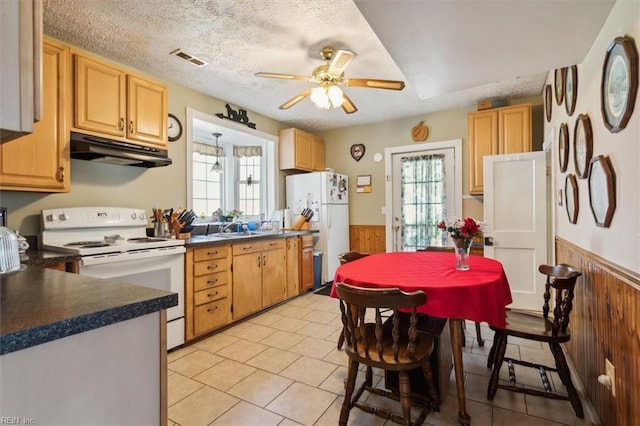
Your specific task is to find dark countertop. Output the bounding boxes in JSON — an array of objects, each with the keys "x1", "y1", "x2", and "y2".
[
  {"x1": 0, "y1": 266, "x2": 177, "y2": 355},
  {"x1": 20, "y1": 250, "x2": 81, "y2": 266},
  {"x1": 185, "y1": 229, "x2": 317, "y2": 248}
]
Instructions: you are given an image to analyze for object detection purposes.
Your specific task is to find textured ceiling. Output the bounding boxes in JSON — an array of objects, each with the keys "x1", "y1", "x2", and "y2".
[{"x1": 43, "y1": 0, "x2": 615, "y2": 132}]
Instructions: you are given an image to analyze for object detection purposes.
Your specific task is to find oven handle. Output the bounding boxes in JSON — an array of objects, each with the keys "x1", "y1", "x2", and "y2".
[{"x1": 81, "y1": 246, "x2": 186, "y2": 266}]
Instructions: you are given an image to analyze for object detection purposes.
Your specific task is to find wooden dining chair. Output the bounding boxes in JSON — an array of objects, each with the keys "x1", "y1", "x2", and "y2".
[
  {"x1": 417, "y1": 246, "x2": 484, "y2": 347},
  {"x1": 336, "y1": 251, "x2": 370, "y2": 349},
  {"x1": 486, "y1": 263, "x2": 584, "y2": 418},
  {"x1": 335, "y1": 282, "x2": 439, "y2": 426}
]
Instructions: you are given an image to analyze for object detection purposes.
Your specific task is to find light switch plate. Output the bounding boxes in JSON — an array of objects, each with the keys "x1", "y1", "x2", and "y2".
[{"x1": 605, "y1": 358, "x2": 616, "y2": 397}]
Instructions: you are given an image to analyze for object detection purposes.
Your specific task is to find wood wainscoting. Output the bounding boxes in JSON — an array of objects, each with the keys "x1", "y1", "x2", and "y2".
[
  {"x1": 556, "y1": 237, "x2": 639, "y2": 426},
  {"x1": 349, "y1": 225, "x2": 386, "y2": 254}
]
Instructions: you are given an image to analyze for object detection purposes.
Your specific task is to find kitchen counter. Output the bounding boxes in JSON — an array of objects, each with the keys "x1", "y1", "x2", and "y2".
[
  {"x1": 184, "y1": 229, "x2": 316, "y2": 248},
  {"x1": 0, "y1": 266, "x2": 177, "y2": 355},
  {"x1": 19, "y1": 249, "x2": 81, "y2": 267}
]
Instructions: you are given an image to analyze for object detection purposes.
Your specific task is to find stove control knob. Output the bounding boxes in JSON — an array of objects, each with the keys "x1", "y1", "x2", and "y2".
[
  {"x1": 139, "y1": 212, "x2": 145, "y2": 220},
  {"x1": 46, "y1": 214, "x2": 54, "y2": 222},
  {"x1": 131, "y1": 212, "x2": 137, "y2": 220},
  {"x1": 59, "y1": 213, "x2": 68, "y2": 221}
]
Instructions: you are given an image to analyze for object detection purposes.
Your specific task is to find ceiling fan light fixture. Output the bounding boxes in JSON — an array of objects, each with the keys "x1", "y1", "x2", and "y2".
[{"x1": 310, "y1": 86, "x2": 344, "y2": 109}]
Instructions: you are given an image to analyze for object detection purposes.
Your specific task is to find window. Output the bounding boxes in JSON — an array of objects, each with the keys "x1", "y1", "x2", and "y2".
[{"x1": 186, "y1": 108, "x2": 277, "y2": 220}]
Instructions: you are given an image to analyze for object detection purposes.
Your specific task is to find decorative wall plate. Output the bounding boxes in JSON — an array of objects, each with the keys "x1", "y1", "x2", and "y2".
[
  {"x1": 555, "y1": 68, "x2": 566, "y2": 105},
  {"x1": 565, "y1": 65, "x2": 578, "y2": 116},
  {"x1": 411, "y1": 120, "x2": 429, "y2": 141},
  {"x1": 573, "y1": 114, "x2": 593, "y2": 179},
  {"x1": 545, "y1": 84, "x2": 552, "y2": 122},
  {"x1": 601, "y1": 36, "x2": 638, "y2": 133},
  {"x1": 558, "y1": 123, "x2": 569, "y2": 172},
  {"x1": 350, "y1": 144, "x2": 366, "y2": 161},
  {"x1": 565, "y1": 174, "x2": 578, "y2": 224},
  {"x1": 588, "y1": 155, "x2": 616, "y2": 227}
]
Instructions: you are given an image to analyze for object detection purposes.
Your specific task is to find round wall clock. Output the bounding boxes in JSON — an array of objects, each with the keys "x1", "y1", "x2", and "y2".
[
  {"x1": 600, "y1": 36, "x2": 638, "y2": 133},
  {"x1": 573, "y1": 114, "x2": 593, "y2": 179},
  {"x1": 168, "y1": 113, "x2": 183, "y2": 142},
  {"x1": 564, "y1": 65, "x2": 578, "y2": 116},
  {"x1": 555, "y1": 68, "x2": 566, "y2": 105},
  {"x1": 558, "y1": 123, "x2": 569, "y2": 172}
]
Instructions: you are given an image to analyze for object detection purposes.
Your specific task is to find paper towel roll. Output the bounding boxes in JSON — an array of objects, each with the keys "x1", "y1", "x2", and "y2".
[{"x1": 283, "y1": 209, "x2": 292, "y2": 229}]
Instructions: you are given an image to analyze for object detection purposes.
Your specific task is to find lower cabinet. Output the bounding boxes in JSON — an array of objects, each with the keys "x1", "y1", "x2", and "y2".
[
  {"x1": 300, "y1": 234, "x2": 314, "y2": 292},
  {"x1": 285, "y1": 237, "x2": 300, "y2": 298},
  {"x1": 185, "y1": 245, "x2": 232, "y2": 341}
]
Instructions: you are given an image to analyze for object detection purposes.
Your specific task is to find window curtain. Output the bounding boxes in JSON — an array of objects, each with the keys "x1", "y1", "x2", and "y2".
[
  {"x1": 233, "y1": 146, "x2": 262, "y2": 158},
  {"x1": 400, "y1": 154, "x2": 446, "y2": 251},
  {"x1": 193, "y1": 141, "x2": 224, "y2": 156}
]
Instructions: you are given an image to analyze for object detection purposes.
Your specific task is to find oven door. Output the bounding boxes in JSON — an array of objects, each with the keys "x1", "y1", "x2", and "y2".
[{"x1": 78, "y1": 246, "x2": 185, "y2": 349}]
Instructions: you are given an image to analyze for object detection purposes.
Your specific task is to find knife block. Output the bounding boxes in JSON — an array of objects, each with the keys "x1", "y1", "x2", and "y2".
[{"x1": 291, "y1": 215, "x2": 307, "y2": 230}]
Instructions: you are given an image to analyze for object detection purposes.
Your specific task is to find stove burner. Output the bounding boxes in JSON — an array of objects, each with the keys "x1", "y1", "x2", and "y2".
[
  {"x1": 65, "y1": 241, "x2": 105, "y2": 246},
  {"x1": 80, "y1": 243, "x2": 111, "y2": 248},
  {"x1": 128, "y1": 237, "x2": 166, "y2": 243}
]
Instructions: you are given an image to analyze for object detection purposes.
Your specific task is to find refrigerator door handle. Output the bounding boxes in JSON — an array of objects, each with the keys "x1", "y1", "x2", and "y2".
[{"x1": 326, "y1": 205, "x2": 331, "y2": 229}]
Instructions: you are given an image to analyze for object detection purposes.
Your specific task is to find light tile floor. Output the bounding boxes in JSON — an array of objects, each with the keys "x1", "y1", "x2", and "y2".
[{"x1": 168, "y1": 291, "x2": 598, "y2": 426}]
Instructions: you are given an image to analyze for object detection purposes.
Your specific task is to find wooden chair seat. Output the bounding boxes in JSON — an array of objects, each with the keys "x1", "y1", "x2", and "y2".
[
  {"x1": 336, "y1": 282, "x2": 439, "y2": 426},
  {"x1": 486, "y1": 263, "x2": 584, "y2": 418}
]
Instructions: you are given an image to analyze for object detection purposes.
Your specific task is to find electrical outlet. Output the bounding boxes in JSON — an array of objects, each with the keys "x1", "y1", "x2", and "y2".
[{"x1": 606, "y1": 358, "x2": 616, "y2": 397}]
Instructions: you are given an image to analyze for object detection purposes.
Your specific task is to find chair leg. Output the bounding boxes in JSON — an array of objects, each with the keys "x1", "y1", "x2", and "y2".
[
  {"x1": 487, "y1": 332, "x2": 499, "y2": 369},
  {"x1": 487, "y1": 332, "x2": 507, "y2": 400},
  {"x1": 398, "y1": 370, "x2": 412, "y2": 426},
  {"x1": 339, "y1": 359, "x2": 359, "y2": 426},
  {"x1": 550, "y1": 342, "x2": 584, "y2": 418},
  {"x1": 421, "y1": 360, "x2": 440, "y2": 410},
  {"x1": 475, "y1": 322, "x2": 484, "y2": 346},
  {"x1": 337, "y1": 330, "x2": 345, "y2": 350}
]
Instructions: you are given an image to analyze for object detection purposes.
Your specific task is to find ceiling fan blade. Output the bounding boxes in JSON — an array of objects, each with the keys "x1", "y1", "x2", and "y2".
[
  {"x1": 346, "y1": 78, "x2": 405, "y2": 90},
  {"x1": 255, "y1": 72, "x2": 311, "y2": 82},
  {"x1": 341, "y1": 92, "x2": 358, "y2": 114},
  {"x1": 328, "y1": 49, "x2": 355, "y2": 75},
  {"x1": 279, "y1": 90, "x2": 312, "y2": 110}
]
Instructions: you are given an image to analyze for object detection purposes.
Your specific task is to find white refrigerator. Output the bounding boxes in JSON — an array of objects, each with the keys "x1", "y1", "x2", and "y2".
[{"x1": 286, "y1": 171, "x2": 350, "y2": 284}]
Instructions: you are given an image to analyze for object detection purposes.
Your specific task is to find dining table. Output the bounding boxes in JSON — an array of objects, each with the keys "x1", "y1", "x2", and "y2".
[{"x1": 331, "y1": 251, "x2": 513, "y2": 425}]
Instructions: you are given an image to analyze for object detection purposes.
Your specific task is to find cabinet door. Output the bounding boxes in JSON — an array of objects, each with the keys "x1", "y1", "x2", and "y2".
[
  {"x1": 232, "y1": 253, "x2": 263, "y2": 319},
  {"x1": 127, "y1": 74, "x2": 167, "y2": 147},
  {"x1": 294, "y1": 129, "x2": 312, "y2": 170},
  {"x1": 262, "y1": 246, "x2": 287, "y2": 307},
  {"x1": 498, "y1": 104, "x2": 531, "y2": 154},
  {"x1": 74, "y1": 54, "x2": 126, "y2": 137},
  {"x1": 468, "y1": 110, "x2": 498, "y2": 195},
  {"x1": 311, "y1": 135, "x2": 325, "y2": 171},
  {"x1": 286, "y1": 237, "x2": 300, "y2": 298},
  {"x1": 1, "y1": 39, "x2": 70, "y2": 192}
]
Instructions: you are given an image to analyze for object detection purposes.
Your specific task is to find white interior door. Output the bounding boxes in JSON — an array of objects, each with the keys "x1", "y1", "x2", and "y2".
[
  {"x1": 483, "y1": 151, "x2": 549, "y2": 310},
  {"x1": 384, "y1": 140, "x2": 462, "y2": 252}
]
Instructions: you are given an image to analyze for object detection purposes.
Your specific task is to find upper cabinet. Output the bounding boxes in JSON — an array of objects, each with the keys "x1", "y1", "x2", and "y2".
[
  {"x1": 279, "y1": 128, "x2": 325, "y2": 172},
  {"x1": 73, "y1": 53, "x2": 168, "y2": 149},
  {"x1": 468, "y1": 103, "x2": 531, "y2": 194},
  {"x1": 1, "y1": 38, "x2": 70, "y2": 192},
  {"x1": 0, "y1": 0, "x2": 42, "y2": 142}
]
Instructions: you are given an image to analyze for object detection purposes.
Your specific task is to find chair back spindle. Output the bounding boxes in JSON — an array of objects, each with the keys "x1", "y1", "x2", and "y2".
[{"x1": 538, "y1": 264, "x2": 581, "y2": 334}]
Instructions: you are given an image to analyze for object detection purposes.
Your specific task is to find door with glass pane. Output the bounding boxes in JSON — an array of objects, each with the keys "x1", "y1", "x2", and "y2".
[{"x1": 390, "y1": 148, "x2": 456, "y2": 252}]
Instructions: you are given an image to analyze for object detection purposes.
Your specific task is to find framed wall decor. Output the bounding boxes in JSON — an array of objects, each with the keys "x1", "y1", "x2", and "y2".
[
  {"x1": 545, "y1": 84, "x2": 552, "y2": 122},
  {"x1": 601, "y1": 35, "x2": 638, "y2": 133},
  {"x1": 588, "y1": 155, "x2": 616, "y2": 227},
  {"x1": 573, "y1": 114, "x2": 593, "y2": 179},
  {"x1": 558, "y1": 123, "x2": 569, "y2": 172},
  {"x1": 350, "y1": 144, "x2": 366, "y2": 161},
  {"x1": 564, "y1": 65, "x2": 578, "y2": 116},
  {"x1": 565, "y1": 174, "x2": 579, "y2": 224},
  {"x1": 555, "y1": 68, "x2": 566, "y2": 105}
]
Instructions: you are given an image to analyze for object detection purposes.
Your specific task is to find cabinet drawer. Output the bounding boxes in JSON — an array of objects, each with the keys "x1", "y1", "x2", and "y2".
[
  {"x1": 194, "y1": 298, "x2": 230, "y2": 336},
  {"x1": 232, "y1": 240, "x2": 265, "y2": 255},
  {"x1": 263, "y1": 239, "x2": 285, "y2": 251},
  {"x1": 194, "y1": 258, "x2": 227, "y2": 276},
  {"x1": 194, "y1": 271, "x2": 228, "y2": 292},
  {"x1": 194, "y1": 284, "x2": 228, "y2": 306},
  {"x1": 194, "y1": 246, "x2": 228, "y2": 261}
]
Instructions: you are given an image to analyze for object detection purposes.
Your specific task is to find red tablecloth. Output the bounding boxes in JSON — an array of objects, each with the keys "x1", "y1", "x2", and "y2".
[{"x1": 331, "y1": 252, "x2": 512, "y2": 328}]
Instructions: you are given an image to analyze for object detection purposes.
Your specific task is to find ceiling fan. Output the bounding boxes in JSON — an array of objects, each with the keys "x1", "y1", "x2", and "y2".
[{"x1": 255, "y1": 46, "x2": 405, "y2": 114}]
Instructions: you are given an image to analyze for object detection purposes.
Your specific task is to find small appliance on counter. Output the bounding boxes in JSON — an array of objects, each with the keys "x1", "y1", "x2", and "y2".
[{"x1": 0, "y1": 226, "x2": 21, "y2": 274}]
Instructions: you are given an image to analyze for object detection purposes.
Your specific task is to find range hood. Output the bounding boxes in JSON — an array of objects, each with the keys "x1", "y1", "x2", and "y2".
[{"x1": 70, "y1": 132, "x2": 172, "y2": 167}]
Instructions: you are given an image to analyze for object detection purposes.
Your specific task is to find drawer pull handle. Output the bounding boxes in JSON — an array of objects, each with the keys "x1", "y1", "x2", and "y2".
[
  {"x1": 207, "y1": 264, "x2": 218, "y2": 270},
  {"x1": 207, "y1": 278, "x2": 218, "y2": 285},
  {"x1": 207, "y1": 291, "x2": 219, "y2": 297},
  {"x1": 243, "y1": 245, "x2": 252, "y2": 251},
  {"x1": 208, "y1": 251, "x2": 218, "y2": 256},
  {"x1": 207, "y1": 306, "x2": 218, "y2": 313}
]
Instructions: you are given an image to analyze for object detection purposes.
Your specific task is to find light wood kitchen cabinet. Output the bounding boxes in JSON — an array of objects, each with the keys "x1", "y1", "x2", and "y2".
[
  {"x1": 184, "y1": 245, "x2": 232, "y2": 341},
  {"x1": 232, "y1": 239, "x2": 286, "y2": 319},
  {"x1": 73, "y1": 53, "x2": 168, "y2": 148},
  {"x1": 468, "y1": 103, "x2": 531, "y2": 194},
  {"x1": 1, "y1": 38, "x2": 70, "y2": 192},
  {"x1": 285, "y1": 237, "x2": 300, "y2": 298},
  {"x1": 279, "y1": 128, "x2": 325, "y2": 172},
  {"x1": 300, "y1": 234, "x2": 314, "y2": 292}
]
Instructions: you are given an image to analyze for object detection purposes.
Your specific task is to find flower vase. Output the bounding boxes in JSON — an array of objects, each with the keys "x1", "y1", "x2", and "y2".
[{"x1": 452, "y1": 237, "x2": 472, "y2": 271}]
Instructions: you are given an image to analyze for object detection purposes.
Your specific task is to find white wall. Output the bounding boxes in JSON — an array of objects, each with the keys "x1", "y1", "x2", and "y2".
[{"x1": 549, "y1": 1, "x2": 639, "y2": 273}]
